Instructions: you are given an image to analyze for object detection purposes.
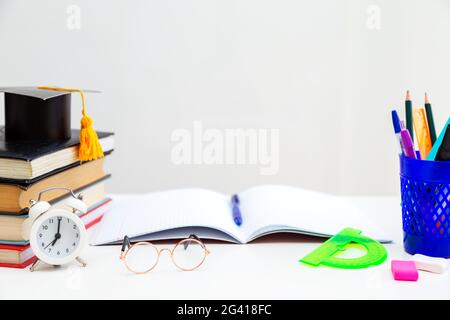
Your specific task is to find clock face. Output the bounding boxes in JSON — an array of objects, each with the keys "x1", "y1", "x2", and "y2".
[{"x1": 35, "y1": 215, "x2": 81, "y2": 258}]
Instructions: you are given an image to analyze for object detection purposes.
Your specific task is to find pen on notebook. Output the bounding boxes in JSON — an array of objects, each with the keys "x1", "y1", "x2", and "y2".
[
  {"x1": 231, "y1": 194, "x2": 242, "y2": 226},
  {"x1": 405, "y1": 90, "x2": 414, "y2": 142},
  {"x1": 400, "y1": 120, "x2": 417, "y2": 159},
  {"x1": 391, "y1": 110, "x2": 404, "y2": 154},
  {"x1": 424, "y1": 92, "x2": 437, "y2": 145}
]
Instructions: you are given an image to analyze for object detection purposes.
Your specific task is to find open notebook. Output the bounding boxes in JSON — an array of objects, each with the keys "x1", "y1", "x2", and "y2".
[{"x1": 91, "y1": 185, "x2": 391, "y2": 245}]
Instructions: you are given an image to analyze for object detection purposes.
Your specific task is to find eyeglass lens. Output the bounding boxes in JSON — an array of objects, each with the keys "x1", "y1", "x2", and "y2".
[
  {"x1": 125, "y1": 243, "x2": 159, "y2": 273},
  {"x1": 172, "y1": 239, "x2": 206, "y2": 271}
]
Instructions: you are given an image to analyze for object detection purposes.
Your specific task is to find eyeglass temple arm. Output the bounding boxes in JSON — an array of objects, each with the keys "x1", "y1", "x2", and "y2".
[
  {"x1": 183, "y1": 234, "x2": 204, "y2": 250},
  {"x1": 120, "y1": 234, "x2": 204, "y2": 253},
  {"x1": 120, "y1": 236, "x2": 131, "y2": 258}
]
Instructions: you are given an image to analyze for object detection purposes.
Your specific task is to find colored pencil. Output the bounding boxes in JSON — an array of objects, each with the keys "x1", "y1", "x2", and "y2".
[
  {"x1": 405, "y1": 90, "x2": 414, "y2": 142},
  {"x1": 424, "y1": 92, "x2": 437, "y2": 145}
]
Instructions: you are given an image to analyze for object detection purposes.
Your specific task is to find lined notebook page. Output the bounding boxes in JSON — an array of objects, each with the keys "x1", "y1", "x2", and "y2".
[
  {"x1": 91, "y1": 189, "x2": 241, "y2": 245},
  {"x1": 238, "y1": 185, "x2": 389, "y2": 242}
]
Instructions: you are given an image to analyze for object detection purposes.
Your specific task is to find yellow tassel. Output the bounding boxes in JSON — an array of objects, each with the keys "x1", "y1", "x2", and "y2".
[
  {"x1": 79, "y1": 113, "x2": 104, "y2": 161},
  {"x1": 37, "y1": 86, "x2": 104, "y2": 161}
]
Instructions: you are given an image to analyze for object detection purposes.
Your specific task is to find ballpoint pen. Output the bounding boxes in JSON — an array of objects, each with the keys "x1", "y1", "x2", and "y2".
[
  {"x1": 391, "y1": 110, "x2": 404, "y2": 154},
  {"x1": 231, "y1": 194, "x2": 242, "y2": 226}
]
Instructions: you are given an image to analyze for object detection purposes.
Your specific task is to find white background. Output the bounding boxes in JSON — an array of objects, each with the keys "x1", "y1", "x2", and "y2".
[{"x1": 0, "y1": 0, "x2": 449, "y2": 195}]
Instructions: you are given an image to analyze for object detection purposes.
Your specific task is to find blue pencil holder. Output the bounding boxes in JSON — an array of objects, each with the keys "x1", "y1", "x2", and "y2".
[{"x1": 400, "y1": 155, "x2": 450, "y2": 258}]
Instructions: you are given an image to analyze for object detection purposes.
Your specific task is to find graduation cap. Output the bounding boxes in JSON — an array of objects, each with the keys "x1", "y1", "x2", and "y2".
[{"x1": 0, "y1": 86, "x2": 104, "y2": 161}]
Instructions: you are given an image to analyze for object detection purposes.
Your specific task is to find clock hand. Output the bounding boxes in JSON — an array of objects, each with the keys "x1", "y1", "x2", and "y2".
[
  {"x1": 44, "y1": 238, "x2": 57, "y2": 250},
  {"x1": 52, "y1": 217, "x2": 62, "y2": 246},
  {"x1": 56, "y1": 217, "x2": 61, "y2": 234}
]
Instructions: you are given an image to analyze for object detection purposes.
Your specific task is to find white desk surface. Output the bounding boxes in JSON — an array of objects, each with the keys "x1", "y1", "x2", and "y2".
[{"x1": 1, "y1": 196, "x2": 449, "y2": 300}]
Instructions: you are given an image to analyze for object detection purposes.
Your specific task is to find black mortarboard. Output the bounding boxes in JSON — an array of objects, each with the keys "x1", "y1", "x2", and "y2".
[
  {"x1": 1, "y1": 86, "x2": 72, "y2": 142},
  {"x1": 0, "y1": 86, "x2": 104, "y2": 161}
]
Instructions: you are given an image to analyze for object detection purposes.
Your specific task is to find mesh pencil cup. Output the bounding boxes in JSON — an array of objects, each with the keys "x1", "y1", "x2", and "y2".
[{"x1": 400, "y1": 155, "x2": 450, "y2": 258}]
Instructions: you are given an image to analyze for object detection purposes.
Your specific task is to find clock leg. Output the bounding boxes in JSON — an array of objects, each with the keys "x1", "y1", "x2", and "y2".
[
  {"x1": 29, "y1": 259, "x2": 40, "y2": 272},
  {"x1": 76, "y1": 257, "x2": 87, "y2": 267}
]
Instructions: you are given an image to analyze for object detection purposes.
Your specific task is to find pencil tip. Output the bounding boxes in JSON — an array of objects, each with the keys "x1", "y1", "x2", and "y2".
[
  {"x1": 406, "y1": 90, "x2": 411, "y2": 100},
  {"x1": 425, "y1": 92, "x2": 430, "y2": 104}
]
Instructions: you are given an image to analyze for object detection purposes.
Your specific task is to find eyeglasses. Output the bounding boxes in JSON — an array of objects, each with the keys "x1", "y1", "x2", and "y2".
[{"x1": 120, "y1": 234, "x2": 210, "y2": 274}]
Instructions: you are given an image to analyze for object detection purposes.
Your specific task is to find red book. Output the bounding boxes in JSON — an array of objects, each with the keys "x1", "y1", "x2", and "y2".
[
  {"x1": 0, "y1": 244, "x2": 37, "y2": 268},
  {"x1": 81, "y1": 198, "x2": 112, "y2": 229}
]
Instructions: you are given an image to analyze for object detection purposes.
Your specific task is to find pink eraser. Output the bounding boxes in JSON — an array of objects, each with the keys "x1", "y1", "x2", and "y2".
[{"x1": 391, "y1": 260, "x2": 418, "y2": 281}]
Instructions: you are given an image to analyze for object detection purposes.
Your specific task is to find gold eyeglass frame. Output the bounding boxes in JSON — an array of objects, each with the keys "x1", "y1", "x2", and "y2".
[{"x1": 120, "y1": 234, "x2": 210, "y2": 274}]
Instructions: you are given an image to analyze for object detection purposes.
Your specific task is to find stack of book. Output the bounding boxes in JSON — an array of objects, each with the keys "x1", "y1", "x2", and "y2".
[{"x1": 0, "y1": 127, "x2": 114, "y2": 268}]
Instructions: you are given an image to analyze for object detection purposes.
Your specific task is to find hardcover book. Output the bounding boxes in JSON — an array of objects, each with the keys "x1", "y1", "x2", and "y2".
[
  {"x1": 0, "y1": 158, "x2": 109, "y2": 214},
  {"x1": 0, "y1": 126, "x2": 114, "y2": 183}
]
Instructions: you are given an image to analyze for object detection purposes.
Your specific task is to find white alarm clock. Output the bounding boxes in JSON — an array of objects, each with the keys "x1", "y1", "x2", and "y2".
[{"x1": 23, "y1": 187, "x2": 88, "y2": 272}]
